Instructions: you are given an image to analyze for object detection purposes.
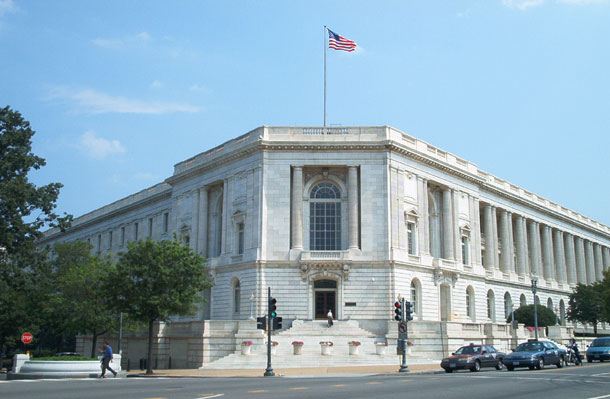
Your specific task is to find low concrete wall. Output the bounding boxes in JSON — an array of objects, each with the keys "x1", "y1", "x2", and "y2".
[{"x1": 8, "y1": 354, "x2": 121, "y2": 380}]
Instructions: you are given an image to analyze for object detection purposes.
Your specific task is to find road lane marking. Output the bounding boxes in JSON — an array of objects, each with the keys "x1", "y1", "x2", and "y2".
[
  {"x1": 248, "y1": 390, "x2": 268, "y2": 393},
  {"x1": 333, "y1": 384, "x2": 346, "y2": 387},
  {"x1": 366, "y1": 382, "x2": 381, "y2": 384},
  {"x1": 289, "y1": 387, "x2": 308, "y2": 390},
  {"x1": 197, "y1": 395, "x2": 224, "y2": 398},
  {"x1": 588, "y1": 394, "x2": 610, "y2": 399}
]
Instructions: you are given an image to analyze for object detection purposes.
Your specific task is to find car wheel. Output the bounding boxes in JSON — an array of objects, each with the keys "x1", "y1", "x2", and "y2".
[
  {"x1": 506, "y1": 366, "x2": 514, "y2": 371},
  {"x1": 528, "y1": 366, "x2": 535, "y2": 370},
  {"x1": 588, "y1": 358, "x2": 593, "y2": 363},
  {"x1": 601, "y1": 359, "x2": 605, "y2": 363},
  {"x1": 444, "y1": 369, "x2": 453, "y2": 373},
  {"x1": 536, "y1": 357, "x2": 545, "y2": 370},
  {"x1": 557, "y1": 356, "x2": 564, "y2": 368},
  {"x1": 496, "y1": 359, "x2": 504, "y2": 370},
  {"x1": 470, "y1": 360, "x2": 481, "y2": 372}
]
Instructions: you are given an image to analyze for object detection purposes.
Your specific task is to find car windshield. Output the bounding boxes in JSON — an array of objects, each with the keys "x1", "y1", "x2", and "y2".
[
  {"x1": 514, "y1": 342, "x2": 543, "y2": 352},
  {"x1": 591, "y1": 339, "x2": 610, "y2": 348},
  {"x1": 455, "y1": 346, "x2": 481, "y2": 355}
]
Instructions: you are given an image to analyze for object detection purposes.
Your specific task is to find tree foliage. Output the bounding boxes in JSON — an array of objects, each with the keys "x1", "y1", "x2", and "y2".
[
  {"x1": 507, "y1": 304, "x2": 557, "y2": 328},
  {"x1": 0, "y1": 106, "x2": 71, "y2": 257},
  {"x1": 567, "y1": 283, "x2": 604, "y2": 334},
  {"x1": 110, "y1": 238, "x2": 212, "y2": 374}
]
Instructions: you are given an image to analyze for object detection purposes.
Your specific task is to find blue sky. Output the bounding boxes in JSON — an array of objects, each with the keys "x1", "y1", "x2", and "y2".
[{"x1": 1, "y1": 0, "x2": 609, "y2": 226}]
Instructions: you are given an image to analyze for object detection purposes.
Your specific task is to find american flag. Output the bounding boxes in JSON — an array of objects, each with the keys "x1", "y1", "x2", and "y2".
[{"x1": 327, "y1": 29, "x2": 357, "y2": 52}]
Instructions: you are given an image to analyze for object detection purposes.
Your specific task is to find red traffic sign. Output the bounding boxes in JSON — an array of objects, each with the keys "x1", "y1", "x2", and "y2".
[{"x1": 21, "y1": 332, "x2": 33, "y2": 344}]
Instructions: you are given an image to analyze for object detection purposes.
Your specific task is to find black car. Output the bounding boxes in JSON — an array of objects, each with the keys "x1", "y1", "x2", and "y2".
[{"x1": 441, "y1": 344, "x2": 506, "y2": 373}]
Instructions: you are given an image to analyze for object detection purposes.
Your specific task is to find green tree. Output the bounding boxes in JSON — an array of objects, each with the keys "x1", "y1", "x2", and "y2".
[
  {"x1": 110, "y1": 238, "x2": 212, "y2": 374},
  {"x1": 567, "y1": 283, "x2": 604, "y2": 335},
  {"x1": 0, "y1": 106, "x2": 71, "y2": 257},
  {"x1": 48, "y1": 242, "x2": 120, "y2": 358},
  {"x1": 507, "y1": 304, "x2": 557, "y2": 328}
]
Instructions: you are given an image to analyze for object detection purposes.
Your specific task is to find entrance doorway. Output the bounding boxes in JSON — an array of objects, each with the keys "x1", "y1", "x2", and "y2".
[{"x1": 314, "y1": 279, "x2": 337, "y2": 320}]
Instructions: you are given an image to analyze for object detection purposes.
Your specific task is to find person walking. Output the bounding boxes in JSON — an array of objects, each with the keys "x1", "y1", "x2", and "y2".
[
  {"x1": 99, "y1": 341, "x2": 118, "y2": 378},
  {"x1": 327, "y1": 309, "x2": 334, "y2": 328}
]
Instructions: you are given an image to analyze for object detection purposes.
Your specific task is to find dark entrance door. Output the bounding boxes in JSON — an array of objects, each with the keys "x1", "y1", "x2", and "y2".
[{"x1": 315, "y1": 291, "x2": 336, "y2": 320}]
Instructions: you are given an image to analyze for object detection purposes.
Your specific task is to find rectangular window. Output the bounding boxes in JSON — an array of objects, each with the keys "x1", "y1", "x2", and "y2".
[
  {"x1": 481, "y1": 249, "x2": 485, "y2": 267},
  {"x1": 120, "y1": 227, "x2": 125, "y2": 246},
  {"x1": 148, "y1": 217, "x2": 153, "y2": 237},
  {"x1": 97, "y1": 234, "x2": 101, "y2": 254},
  {"x1": 163, "y1": 212, "x2": 169, "y2": 233},
  {"x1": 108, "y1": 231, "x2": 113, "y2": 249},
  {"x1": 237, "y1": 222, "x2": 245, "y2": 255},
  {"x1": 407, "y1": 222, "x2": 416, "y2": 255},
  {"x1": 309, "y1": 202, "x2": 341, "y2": 250},
  {"x1": 461, "y1": 236, "x2": 470, "y2": 265},
  {"x1": 134, "y1": 223, "x2": 139, "y2": 241}
]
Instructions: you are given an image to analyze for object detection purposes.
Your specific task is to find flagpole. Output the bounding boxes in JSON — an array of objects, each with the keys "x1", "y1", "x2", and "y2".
[{"x1": 323, "y1": 25, "x2": 327, "y2": 128}]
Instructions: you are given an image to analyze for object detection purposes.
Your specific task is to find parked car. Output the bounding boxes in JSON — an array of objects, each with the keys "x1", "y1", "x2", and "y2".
[
  {"x1": 441, "y1": 344, "x2": 505, "y2": 373},
  {"x1": 586, "y1": 337, "x2": 610, "y2": 363},
  {"x1": 504, "y1": 340, "x2": 566, "y2": 371}
]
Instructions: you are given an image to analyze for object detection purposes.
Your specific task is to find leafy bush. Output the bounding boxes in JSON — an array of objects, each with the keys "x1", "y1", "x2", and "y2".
[
  {"x1": 506, "y1": 304, "x2": 556, "y2": 327},
  {"x1": 31, "y1": 356, "x2": 97, "y2": 361}
]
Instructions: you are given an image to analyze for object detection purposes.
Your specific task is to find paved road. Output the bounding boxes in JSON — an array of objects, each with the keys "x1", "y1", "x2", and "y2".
[{"x1": 2, "y1": 363, "x2": 610, "y2": 399}]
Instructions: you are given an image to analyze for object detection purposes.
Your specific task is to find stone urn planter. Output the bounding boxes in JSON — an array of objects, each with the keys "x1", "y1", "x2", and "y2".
[
  {"x1": 241, "y1": 341, "x2": 254, "y2": 356},
  {"x1": 406, "y1": 340, "x2": 414, "y2": 356},
  {"x1": 375, "y1": 341, "x2": 388, "y2": 355},
  {"x1": 320, "y1": 341, "x2": 333, "y2": 356},
  {"x1": 271, "y1": 341, "x2": 278, "y2": 355},
  {"x1": 292, "y1": 341, "x2": 304, "y2": 355},
  {"x1": 348, "y1": 341, "x2": 361, "y2": 355}
]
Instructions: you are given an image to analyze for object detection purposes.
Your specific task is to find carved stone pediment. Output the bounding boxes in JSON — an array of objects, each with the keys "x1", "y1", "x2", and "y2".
[
  {"x1": 299, "y1": 262, "x2": 350, "y2": 281},
  {"x1": 433, "y1": 267, "x2": 459, "y2": 287}
]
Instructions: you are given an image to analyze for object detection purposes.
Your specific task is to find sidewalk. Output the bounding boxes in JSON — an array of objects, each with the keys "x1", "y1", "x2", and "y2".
[{"x1": 127, "y1": 363, "x2": 441, "y2": 378}]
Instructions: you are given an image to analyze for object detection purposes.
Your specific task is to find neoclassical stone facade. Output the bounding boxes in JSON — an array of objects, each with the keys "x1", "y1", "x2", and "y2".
[{"x1": 41, "y1": 126, "x2": 610, "y2": 365}]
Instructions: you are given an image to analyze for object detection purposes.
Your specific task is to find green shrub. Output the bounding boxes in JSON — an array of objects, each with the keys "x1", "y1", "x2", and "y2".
[
  {"x1": 31, "y1": 356, "x2": 97, "y2": 361},
  {"x1": 507, "y1": 304, "x2": 557, "y2": 327}
]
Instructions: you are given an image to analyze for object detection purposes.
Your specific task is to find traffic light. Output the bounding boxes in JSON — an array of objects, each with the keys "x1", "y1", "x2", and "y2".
[
  {"x1": 405, "y1": 301, "x2": 414, "y2": 321},
  {"x1": 394, "y1": 301, "x2": 403, "y2": 321},
  {"x1": 272, "y1": 316, "x2": 283, "y2": 330},
  {"x1": 269, "y1": 297, "x2": 277, "y2": 318},
  {"x1": 257, "y1": 316, "x2": 266, "y2": 330}
]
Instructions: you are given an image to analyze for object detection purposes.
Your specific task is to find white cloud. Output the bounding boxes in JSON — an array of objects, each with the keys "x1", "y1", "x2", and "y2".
[
  {"x1": 0, "y1": 0, "x2": 18, "y2": 16},
  {"x1": 76, "y1": 131, "x2": 125, "y2": 160},
  {"x1": 189, "y1": 84, "x2": 210, "y2": 93},
  {"x1": 457, "y1": 8, "x2": 472, "y2": 17},
  {"x1": 150, "y1": 80, "x2": 163, "y2": 88},
  {"x1": 91, "y1": 31, "x2": 152, "y2": 49},
  {"x1": 46, "y1": 86, "x2": 201, "y2": 114},
  {"x1": 502, "y1": 0, "x2": 545, "y2": 9}
]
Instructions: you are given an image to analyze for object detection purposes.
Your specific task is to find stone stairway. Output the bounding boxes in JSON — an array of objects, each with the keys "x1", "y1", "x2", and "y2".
[{"x1": 200, "y1": 320, "x2": 434, "y2": 370}]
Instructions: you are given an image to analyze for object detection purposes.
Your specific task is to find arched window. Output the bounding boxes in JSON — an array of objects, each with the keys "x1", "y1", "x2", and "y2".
[
  {"x1": 466, "y1": 286, "x2": 475, "y2": 321},
  {"x1": 520, "y1": 294, "x2": 527, "y2": 307},
  {"x1": 233, "y1": 280, "x2": 241, "y2": 315},
  {"x1": 309, "y1": 182, "x2": 342, "y2": 250},
  {"x1": 504, "y1": 292, "x2": 512, "y2": 319},
  {"x1": 487, "y1": 290, "x2": 496, "y2": 322},
  {"x1": 410, "y1": 279, "x2": 421, "y2": 317},
  {"x1": 547, "y1": 297, "x2": 553, "y2": 310}
]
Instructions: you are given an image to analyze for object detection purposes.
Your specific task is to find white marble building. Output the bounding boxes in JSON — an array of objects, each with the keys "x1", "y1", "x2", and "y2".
[{"x1": 40, "y1": 126, "x2": 610, "y2": 367}]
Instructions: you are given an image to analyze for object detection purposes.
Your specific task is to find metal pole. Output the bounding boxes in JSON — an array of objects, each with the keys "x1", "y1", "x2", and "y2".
[
  {"x1": 264, "y1": 287, "x2": 275, "y2": 377},
  {"x1": 323, "y1": 25, "x2": 327, "y2": 128},
  {"x1": 532, "y1": 280, "x2": 539, "y2": 340},
  {"x1": 118, "y1": 312, "x2": 123, "y2": 354},
  {"x1": 399, "y1": 297, "x2": 409, "y2": 372}
]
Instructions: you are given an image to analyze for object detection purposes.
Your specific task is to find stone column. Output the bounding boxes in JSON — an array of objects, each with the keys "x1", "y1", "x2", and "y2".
[
  {"x1": 453, "y1": 190, "x2": 461, "y2": 263},
  {"x1": 508, "y1": 212, "x2": 515, "y2": 273},
  {"x1": 483, "y1": 204, "x2": 495, "y2": 270},
  {"x1": 564, "y1": 233, "x2": 577, "y2": 285},
  {"x1": 499, "y1": 210, "x2": 511, "y2": 273},
  {"x1": 473, "y1": 198, "x2": 482, "y2": 265},
  {"x1": 522, "y1": 216, "x2": 530, "y2": 275},
  {"x1": 575, "y1": 237, "x2": 587, "y2": 284},
  {"x1": 419, "y1": 178, "x2": 429, "y2": 254},
  {"x1": 348, "y1": 166, "x2": 359, "y2": 250},
  {"x1": 191, "y1": 189, "x2": 200, "y2": 251},
  {"x1": 585, "y1": 240, "x2": 596, "y2": 284},
  {"x1": 197, "y1": 186, "x2": 209, "y2": 257},
  {"x1": 604, "y1": 247, "x2": 610, "y2": 273},
  {"x1": 442, "y1": 188, "x2": 454, "y2": 260},
  {"x1": 528, "y1": 221, "x2": 541, "y2": 277},
  {"x1": 594, "y1": 243, "x2": 604, "y2": 281},
  {"x1": 515, "y1": 216, "x2": 527, "y2": 276},
  {"x1": 291, "y1": 167, "x2": 304, "y2": 250},
  {"x1": 492, "y1": 207, "x2": 499, "y2": 269},
  {"x1": 541, "y1": 225, "x2": 555, "y2": 281},
  {"x1": 553, "y1": 229, "x2": 566, "y2": 283},
  {"x1": 221, "y1": 179, "x2": 229, "y2": 254}
]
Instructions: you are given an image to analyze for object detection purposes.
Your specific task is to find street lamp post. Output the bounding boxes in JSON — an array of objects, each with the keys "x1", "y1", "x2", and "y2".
[{"x1": 531, "y1": 279, "x2": 539, "y2": 340}]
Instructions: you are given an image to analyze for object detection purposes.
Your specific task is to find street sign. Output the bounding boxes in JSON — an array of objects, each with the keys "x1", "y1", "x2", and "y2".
[
  {"x1": 398, "y1": 322, "x2": 407, "y2": 340},
  {"x1": 21, "y1": 332, "x2": 33, "y2": 344}
]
